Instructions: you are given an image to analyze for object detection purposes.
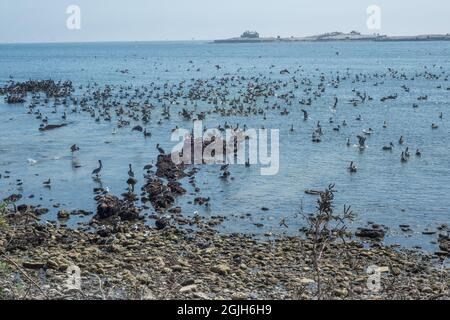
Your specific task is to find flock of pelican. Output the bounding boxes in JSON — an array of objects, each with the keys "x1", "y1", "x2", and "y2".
[{"x1": 2, "y1": 59, "x2": 446, "y2": 191}]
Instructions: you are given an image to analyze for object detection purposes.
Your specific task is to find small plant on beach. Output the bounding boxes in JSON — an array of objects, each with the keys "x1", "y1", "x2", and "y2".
[
  {"x1": 0, "y1": 261, "x2": 12, "y2": 298},
  {"x1": 300, "y1": 184, "x2": 355, "y2": 299},
  {"x1": 0, "y1": 201, "x2": 8, "y2": 213},
  {"x1": 0, "y1": 201, "x2": 9, "y2": 230},
  {"x1": 0, "y1": 261, "x2": 11, "y2": 276}
]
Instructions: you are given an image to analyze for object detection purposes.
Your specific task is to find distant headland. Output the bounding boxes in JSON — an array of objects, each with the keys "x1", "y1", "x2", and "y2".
[{"x1": 213, "y1": 31, "x2": 450, "y2": 43}]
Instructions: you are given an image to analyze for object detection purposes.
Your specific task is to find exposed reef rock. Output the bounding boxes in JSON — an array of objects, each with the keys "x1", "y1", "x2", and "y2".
[{"x1": 94, "y1": 195, "x2": 142, "y2": 221}]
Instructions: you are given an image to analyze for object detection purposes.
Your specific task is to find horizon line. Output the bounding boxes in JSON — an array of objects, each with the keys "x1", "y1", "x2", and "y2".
[
  {"x1": 0, "y1": 39, "x2": 212, "y2": 45},
  {"x1": 2, "y1": 31, "x2": 450, "y2": 46}
]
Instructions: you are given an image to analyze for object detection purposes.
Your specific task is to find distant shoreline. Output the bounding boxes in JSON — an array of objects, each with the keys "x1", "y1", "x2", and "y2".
[{"x1": 213, "y1": 32, "x2": 450, "y2": 43}]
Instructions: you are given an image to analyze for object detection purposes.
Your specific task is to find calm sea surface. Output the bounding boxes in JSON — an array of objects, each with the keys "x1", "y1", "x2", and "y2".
[{"x1": 0, "y1": 41, "x2": 449, "y2": 251}]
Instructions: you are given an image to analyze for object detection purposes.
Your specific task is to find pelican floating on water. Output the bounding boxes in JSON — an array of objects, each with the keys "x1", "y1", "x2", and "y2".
[
  {"x1": 357, "y1": 135, "x2": 366, "y2": 149},
  {"x1": 70, "y1": 144, "x2": 80, "y2": 154},
  {"x1": 348, "y1": 161, "x2": 357, "y2": 173},
  {"x1": 401, "y1": 152, "x2": 408, "y2": 163},
  {"x1": 382, "y1": 142, "x2": 394, "y2": 151}
]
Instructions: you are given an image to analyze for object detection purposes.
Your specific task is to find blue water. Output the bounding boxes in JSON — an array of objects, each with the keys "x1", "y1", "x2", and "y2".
[{"x1": 0, "y1": 41, "x2": 449, "y2": 251}]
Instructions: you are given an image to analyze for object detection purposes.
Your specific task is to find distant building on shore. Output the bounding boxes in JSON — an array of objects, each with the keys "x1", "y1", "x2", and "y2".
[{"x1": 241, "y1": 31, "x2": 259, "y2": 39}]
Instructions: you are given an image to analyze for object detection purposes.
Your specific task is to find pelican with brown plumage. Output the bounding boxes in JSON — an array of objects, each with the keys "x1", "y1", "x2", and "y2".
[{"x1": 92, "y1": 160, "x2": 103, "y2": 178}]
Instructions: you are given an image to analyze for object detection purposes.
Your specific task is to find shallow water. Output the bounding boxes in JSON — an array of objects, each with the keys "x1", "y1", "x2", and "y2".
[{"x1": 0, "y1": 41, "x2": 449, "y2": 251}]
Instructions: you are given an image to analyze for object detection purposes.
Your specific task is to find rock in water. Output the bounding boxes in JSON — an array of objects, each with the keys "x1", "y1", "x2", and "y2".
[
  {"x1": 355, "y1": 228, "x2": 386, "y2": 240},
  {"x1": 155, "y1": 218, "x2": 168, "y2": 230},
  {"x1": 95, "y1": 195, "x2": 141, "y2": 221}
]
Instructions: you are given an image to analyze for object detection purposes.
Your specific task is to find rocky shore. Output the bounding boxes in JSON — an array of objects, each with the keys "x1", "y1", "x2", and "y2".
[{"x1": 0, "y1": 206, "x2": 448, "y2": 300}]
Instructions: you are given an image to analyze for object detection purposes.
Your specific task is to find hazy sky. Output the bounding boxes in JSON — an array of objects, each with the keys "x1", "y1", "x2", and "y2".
[{"x1": 0, "y1": 0, "x2": 449, "y2": 43}]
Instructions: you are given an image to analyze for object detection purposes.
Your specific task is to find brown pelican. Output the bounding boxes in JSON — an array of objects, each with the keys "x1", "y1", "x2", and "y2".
[
  {"x1": 143, "y1": 128, "x2": 151, "y2": 138},
  {"x1": 401, "y1": 152, "x2": 408, "y2": 163},
  {"x1": 399, "y1": 136, "x2": 405, "y2": 145},
  {"x1": 333, "y1": 97, "x2": 338, "y2": 109},
  {"x1": 143, "y1": 163, "x2": 153, "y2": 171},
  {"x1": 312, "y1": 132, "x2": 321, "y2": 143},
  {"x1": 382, "y1": 142, "x2": 394, "y2": 151},
  {"x1": 128, "y1": 164, "x2": 134, "y2": 178},
  {"x1": 92, "y1": 160, "x2": 103, "y2": 177},
  {"x1": 363, "y1": 128, "x2": 373, "y2": 135},
  {"x1": 404, "y1": 147, "x2": 411, "y2": 157},
  {"x1": 357, "y1": 135, "x2": 366, "y2": 148},
  {"x1": 220, "y1": 170, "x2": 231, "y2": 179},
  {"x1": 301, "y1": 109, "x2": 308, "y2": 120},
  {"x1": 348, "y1": 161, "x2": 357, "y2": 173},
  {"x1": 156, "y1": 144, "x2": 165, "y2": 155},
  {"x1": 70, "y1": 144, "x2": 80, "y2": 154}
]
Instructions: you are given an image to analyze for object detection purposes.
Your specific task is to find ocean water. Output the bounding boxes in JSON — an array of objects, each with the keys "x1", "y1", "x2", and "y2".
[{"x1": 0, "y1": 41, "x2": 449, "y2": 251}]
